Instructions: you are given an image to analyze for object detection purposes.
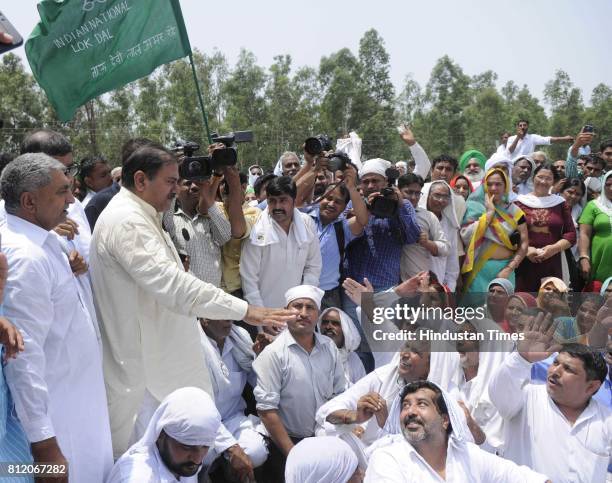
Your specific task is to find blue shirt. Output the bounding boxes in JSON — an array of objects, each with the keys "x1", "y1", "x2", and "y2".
[
  {"x1": 0, "y1": 348, "x2": 34, "y2": 482},
  {"x1": 344, "y1": 200, "x2": 420, "y2": 290},
  {"x1": 305, "y1": 206, "x2": 356, "y2": 291}
]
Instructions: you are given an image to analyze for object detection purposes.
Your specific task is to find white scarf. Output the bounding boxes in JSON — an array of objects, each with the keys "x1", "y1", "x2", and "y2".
[
  {"x1": 336, "y1": 131, "x2": 363, "y2": 169},
  {"x1": 249, "y1": 208, "x2": 311, "y2": 247},
  {"x1": 130, "y1": 387, "x2": 220, "y2": 451},
  {"x1": 594, "y1": 171, "x2": 612, "y2": 216},
  {"x1": 419, "y1": 180, "x2": 459, "y2": 229},
  {"x1": 516, "y1": 193, "x2": 565, "y2": 209},
  {"x1": 285, "y1": 436, "x2": 358, "y2": 483},
  {"x1": 199, "y1": 325, "x2": 255, "y2": 397}
]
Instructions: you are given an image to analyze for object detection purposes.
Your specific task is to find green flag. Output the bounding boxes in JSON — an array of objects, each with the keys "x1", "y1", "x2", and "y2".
[{"x1": 26, "y1": 0, "x2": 191, "y2": 121}]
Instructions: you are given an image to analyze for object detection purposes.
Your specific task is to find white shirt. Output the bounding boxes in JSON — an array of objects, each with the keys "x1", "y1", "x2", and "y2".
[
  {"x1": 89, "y1": 188, "x2": 248, "y2": 457},
  {"x1": 365, "y1": 436, "x2": 549, "y2": 482},
  {"x1": 430, "y1": 212, "x2": 460, "y2": 290},
  {"x1": 489, "y1": 352, "x2": 611, "y2": 483},
  {"x1": 253, "y1": 330, "x2": 346, "y2": 438},
  {"x1": 347, "y1": 352, "x2": 367, "y2": 385},
  {"x1": 107, "y1": 443, "x2": 195, "y2": 483},
  {"x1": 1, "y1": 214, "x2": 113, "y2": 482},
  {"x1": 240, "y1": 209, "x2": 322, "y2": 307},
  {"x1": 409, "y1": 142, "x2": 431, "y2": 179},
  {"x1": 82, "y1": 189, "x2": 96, "y2": 208},
  {"x1": 400, "y1": 207, "x2": 450, "y2": 281},
  {"x1": 505, "y1": 133, "x2": 551, "y2": 158}
]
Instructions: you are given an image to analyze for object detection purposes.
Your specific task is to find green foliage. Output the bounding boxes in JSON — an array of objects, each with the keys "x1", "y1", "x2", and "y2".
[{"x1": 1, "y1": 30, "x2": 610, "y2": 171}]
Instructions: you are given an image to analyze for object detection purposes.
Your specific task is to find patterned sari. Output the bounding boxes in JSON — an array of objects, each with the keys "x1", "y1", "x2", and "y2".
[{"x1": 461, "y1": 169, "x2": 525, "y2": 293}]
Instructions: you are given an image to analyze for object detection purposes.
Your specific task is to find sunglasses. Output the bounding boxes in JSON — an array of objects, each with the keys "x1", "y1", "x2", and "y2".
[{"x1": 64, "y1": 164, "x2": 79, "y2": 177}]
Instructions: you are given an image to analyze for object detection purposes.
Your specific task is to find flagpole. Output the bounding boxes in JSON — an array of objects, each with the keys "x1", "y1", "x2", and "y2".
[{"x1": 188, "y1": 52, "x2": 212, "y2": 144}]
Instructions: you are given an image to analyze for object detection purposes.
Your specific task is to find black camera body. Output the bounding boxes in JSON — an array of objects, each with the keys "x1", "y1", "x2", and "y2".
[
  {"x1": 368, "y1": 167, "x2": 400, "y2": 219},
  {"x1": 304, "y1": 134, "x2": 333, "y2": 156},
  {"x1": 326, "y1": 151, "x2": 352, "y2": 172},
  {"x1": 175, "y1": 131, "x2": 253, "y2": 181}
]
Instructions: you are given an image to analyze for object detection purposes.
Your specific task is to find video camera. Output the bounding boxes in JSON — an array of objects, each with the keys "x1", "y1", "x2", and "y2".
[
  {"x1": 368, "y1": 167, "x2": 400, "y2": 218},
  {"x1": 174, "y1": 131, "x2": 253, "y2": 181},
  {"x1": 304, "y1": 135, "x2": 353, "y2": 172}
]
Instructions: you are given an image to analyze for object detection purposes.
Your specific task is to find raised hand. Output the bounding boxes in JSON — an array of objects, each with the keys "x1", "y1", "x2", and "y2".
[
  {"x1": 342, "y1": 277, "x2": 374, "y2": 306},
  {"x1": 517, "y1": 311, "x2": 561, "y2": 363}
]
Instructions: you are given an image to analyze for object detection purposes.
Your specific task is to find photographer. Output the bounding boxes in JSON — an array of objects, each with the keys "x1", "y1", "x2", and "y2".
[
  {"x1": 163, "y1": 143, "x2": 244, "y2": 287},
  {"x1": 295, "y1": 147, "x2": 369, "y2": 309}
]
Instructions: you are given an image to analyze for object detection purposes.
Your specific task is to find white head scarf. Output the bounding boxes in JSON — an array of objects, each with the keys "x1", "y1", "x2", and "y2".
[
  {"x1": 419, "y1": 180, "x2": 459, "y2": 229},
  {"x1": 317, "y1": 307, "x2": 361, "y2": 352},
  {"x1": 247, "y1": 164, "x2": 262, "y2": 187},
  {"x1": 594, "y1": 170, "x2": 612, "y2": 216},
  {"x1": 512, "y1": 155, "x2": 536, "y2": 192},
  {"x1": 133, "y1": 387, "x2": 221, "y2": 451},
  {"x1": 358, "y1": 158, "x2": 392, "y2": 179},
  {"x1": 285, "y1": 436, "x2": 358, "y2": 483},
  {"x1": 274, "y1": 152, "x2": 301, "y2": 177},
  {"x1": 285, "y1": 285, "x2": 325, "y2": 309},
  {"x1": 381, "y1": 380, "x2": 473, "y2": 443},
  {"x1": 484, "y1": 153, "x2": 514, "y2": 174}
]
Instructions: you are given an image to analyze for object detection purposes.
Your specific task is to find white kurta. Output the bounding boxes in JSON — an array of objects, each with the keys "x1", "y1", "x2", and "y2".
[
  {"x1": 89, "y1": 188, "x2": 249, "y2": 457},
  {"x1": 489, "y1": 352, "x2": 612, "y2": 483},
  {"x1": 240, "y1": 209, "x2": 322, "y2": 308},
  {"x1": 505, "y1": 133, "x2": 551, "y2": 158},
  {"x1": 365, "y1": 437, "x2": 549, "y2": 482},
  {"x1": 1, "y1": 215, "x2": 113, "y2": 482}
]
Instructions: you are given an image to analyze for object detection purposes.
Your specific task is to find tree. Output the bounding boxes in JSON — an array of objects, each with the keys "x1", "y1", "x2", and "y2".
[
  {"x1": 463, "y1": 87, "x2": 506, "y2": 156},
  {"x1": 0, "y1": 53, "x2": 48, "y2": 154}
]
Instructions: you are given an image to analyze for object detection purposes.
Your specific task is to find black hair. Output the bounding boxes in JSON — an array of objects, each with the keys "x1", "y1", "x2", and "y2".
[
  {"x1": 121, "y1": 147, "x2": 176, "y2": 188},
  {"x1": 586, "y1": 155, "x2": 606, "y2": 169},
  {"x1": 533, "y1": 162, "x2": 561, "y2": 182},
  {"x1": 600, "y1": 139, "x2": 612, "y2": 152},
  {"x1": 253, "y1": 173, "x2": 277, "y2": 196},
  {"x1": 398, "y1": 173, "x2": 424, "y2": 189},
  {"x1": 322, "y1": 183, "x2": 350, "y2": 204},
  {"x1": 559, "y1": 177, "x2": 585, "y2": 196},
  {"x1": 265, "y1": 176, "x2": 297, "y2": 199},
  {"x1": 558, "y1": 343, "x2": 607, "y2": 384},
  {"x1": 516, "y1": 119, "x2": 529, "y2": 126},
  {"x1": 20, "y1": 128, "x2": 72, "y2": 157},
  {"x1": 121, "y1": 138, "x2": 164, "y2": 165},
  {"x1": 432, "y1": 154, "x2": 458, "y2": 172},
  {"x1": 239, "y1": 172, "x2": 248, "y2": 185},
  {"x1": 79, "y1": 156, "x2": 109, "y2": 180},
  {"x1": 400, "y1": 381, "x2": 452, "y2": 436}
]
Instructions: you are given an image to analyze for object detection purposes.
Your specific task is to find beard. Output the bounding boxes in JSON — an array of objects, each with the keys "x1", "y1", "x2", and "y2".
[
  {"x1": 402, "y1": 416, "x2": 428, "y2": 443},
  {"x1": 464, "y1": 170, "x2": 484, "y2": 184}
]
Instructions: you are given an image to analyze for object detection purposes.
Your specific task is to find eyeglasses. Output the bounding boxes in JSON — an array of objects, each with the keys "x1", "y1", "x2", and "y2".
[
  {"x1": 64, "y1": 164, "x2": 79, "y2": 177},
  {"x1": 404, "y1": 190, "x2": 422, "y2": 197},
  {"x1": 430, "y1": 194, "x2": 450, "y2": 201}
]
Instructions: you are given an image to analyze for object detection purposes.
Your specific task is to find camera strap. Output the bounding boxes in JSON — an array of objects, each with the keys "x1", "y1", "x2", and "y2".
[{"x1": 333, "y1": 220, "x2": 346, "y2": 282}]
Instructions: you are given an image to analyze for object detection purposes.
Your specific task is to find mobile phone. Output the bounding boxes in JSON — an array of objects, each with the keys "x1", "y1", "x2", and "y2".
[
  {"x1": 582, "y1": 124, "x2": 594, "y2": 133},
  {"x1": 0, "y1": 11, "x2": 23, "y2": 55}
]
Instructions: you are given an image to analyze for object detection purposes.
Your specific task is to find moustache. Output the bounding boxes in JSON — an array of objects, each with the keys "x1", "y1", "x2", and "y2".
[
  {"x1": 272, "y1": 209, "x2": 286, "y2": 215},
  {"x1": 403, "y1": 415, "x2": 423, "y2": 427},
  {"x1": 322, "y1": 329, "x2": 337, "y2": 336}
]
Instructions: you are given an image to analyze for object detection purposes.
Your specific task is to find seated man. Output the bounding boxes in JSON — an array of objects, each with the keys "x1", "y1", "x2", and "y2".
[
  {"x1": 317, "y1": 337, "x2": 432, "y2": 447},
  {"x1": 365, "y1": 381, "x2": 550, "y2": 482},
  {"x1": 489, "y1": 313, "x2": 611, "y2": 483},
  {"x1": 199, "y1": 318, "x2": 268, "y2": 481},
  {"x1": 107, "y1": 387, "x2": 221, "y2": 482},
  {"x1": 318, "y1": 307, "x2": 366, "y2": 385},
  {"x1": 253, "y1": 285, "x2": 346, "y2": 481}
]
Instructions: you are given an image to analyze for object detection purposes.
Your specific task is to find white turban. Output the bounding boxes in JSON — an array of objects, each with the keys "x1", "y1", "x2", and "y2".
[
  {"x1": 358, "y1": 158, "x2": 392, "y2": 178},
  {"x1": 136, "y1": 387, "x2": 221, "y2": 449},
  {"x1": 317, "y1": 307, "x2": 361, "y2": 352},
  {"x1": 285, "y1": 285, "x2": 325, "y2": 309},
  {"x1": 285, "y1": 437, "x2": 358, "y2": 483}
]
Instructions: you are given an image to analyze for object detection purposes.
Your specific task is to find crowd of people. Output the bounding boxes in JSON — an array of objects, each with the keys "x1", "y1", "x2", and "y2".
[{"x1": 0, "y1": 120, "x2": 610, "y2": 483}]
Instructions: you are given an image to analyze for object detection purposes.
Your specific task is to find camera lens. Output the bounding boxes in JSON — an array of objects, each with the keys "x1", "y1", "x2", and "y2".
[{"x1": 304, "y1": 137, "x2": 323, "y2": 156}]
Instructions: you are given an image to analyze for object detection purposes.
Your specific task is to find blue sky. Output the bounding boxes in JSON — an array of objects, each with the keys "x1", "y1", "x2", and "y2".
[{"x1": 3, "y1": 0, "x2": 610, "y2": 107}]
